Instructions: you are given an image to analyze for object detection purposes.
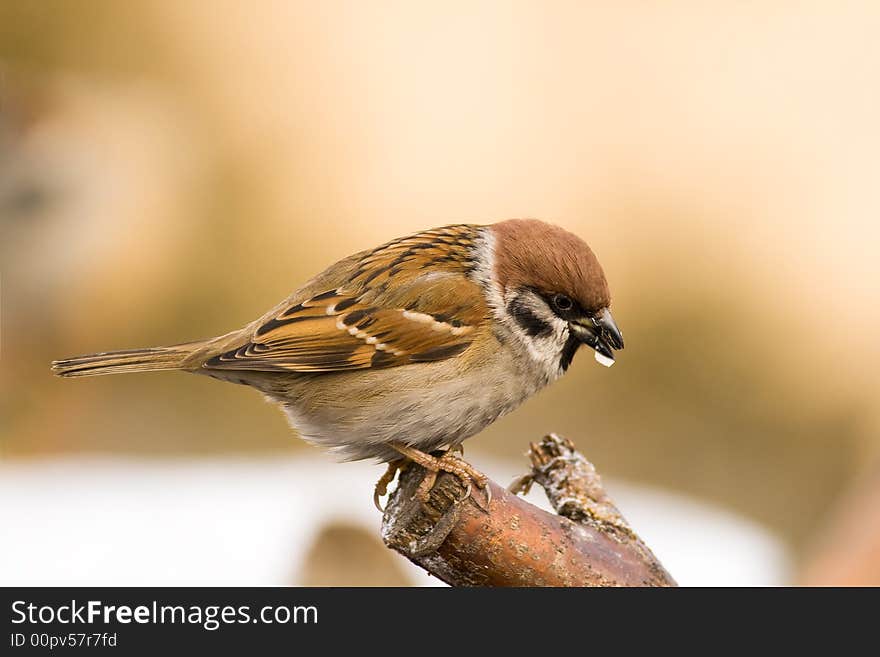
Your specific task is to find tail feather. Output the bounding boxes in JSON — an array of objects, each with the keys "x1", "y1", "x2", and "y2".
[{"x1": 51, "y1": 344, "x2": 198, "y2": 378}]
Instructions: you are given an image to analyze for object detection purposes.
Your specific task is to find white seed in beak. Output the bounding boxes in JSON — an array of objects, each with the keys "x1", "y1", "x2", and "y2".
[{"x1": 594, "y1": 351, "x2": 615, "y2": 368}]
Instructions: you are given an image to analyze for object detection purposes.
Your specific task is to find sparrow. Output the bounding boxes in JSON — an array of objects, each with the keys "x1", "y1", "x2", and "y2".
[{"x1": 52, "y1": 219, "x2": 623, "y2": 506}]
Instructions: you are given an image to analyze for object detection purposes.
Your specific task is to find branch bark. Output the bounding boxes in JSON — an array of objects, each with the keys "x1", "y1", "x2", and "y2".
[{"x1": 381, "y1": 434, "x2": 676, "y2": 587}]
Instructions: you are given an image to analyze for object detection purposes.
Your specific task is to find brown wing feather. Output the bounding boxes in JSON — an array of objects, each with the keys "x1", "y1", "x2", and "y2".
[{"x1": 204, "y1": 225, "x2": 487, "y2": 373}]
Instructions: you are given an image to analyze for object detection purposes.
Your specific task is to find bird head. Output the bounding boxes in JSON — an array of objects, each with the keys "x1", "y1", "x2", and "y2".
[{"x1": 488, "y1": 218, "x2": 624, "y2": 372}]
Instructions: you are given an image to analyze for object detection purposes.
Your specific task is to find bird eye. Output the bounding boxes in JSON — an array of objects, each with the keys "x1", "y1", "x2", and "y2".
[{"x1": 553, "y1": 294, "x2": 573, "y2": 311}]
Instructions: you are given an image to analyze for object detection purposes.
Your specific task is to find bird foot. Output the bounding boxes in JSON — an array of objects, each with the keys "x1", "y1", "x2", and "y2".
[{"x1": 389, "y1": 444, "x2": 491, "y2": 512}]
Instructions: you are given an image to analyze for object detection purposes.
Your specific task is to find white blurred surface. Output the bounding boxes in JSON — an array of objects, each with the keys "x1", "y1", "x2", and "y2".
[{"x1": 0, "y1": 455, "x2": 790, "y2": 586}]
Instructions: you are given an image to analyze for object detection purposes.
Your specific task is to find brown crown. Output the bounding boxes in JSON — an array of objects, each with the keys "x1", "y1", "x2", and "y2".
[{"x1": 491, "y1": 219, "x2": 611, "y2": 312}]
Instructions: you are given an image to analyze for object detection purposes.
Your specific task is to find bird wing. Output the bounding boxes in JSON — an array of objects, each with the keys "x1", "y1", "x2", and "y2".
[{"x1": 203, "y1": 225, "x2": 489, "y2": 373}]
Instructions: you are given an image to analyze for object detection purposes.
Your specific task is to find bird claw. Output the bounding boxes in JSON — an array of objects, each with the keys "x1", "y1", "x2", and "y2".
[
  {"x1": 373, "y1": 489, "x2": 383, "y2": 513},
  {"x1": 373, "y1": 459, "x2": 405, "y2": 512},
  {"x1": 468, "y1": 481, "x2": 492, "y2": 513}
]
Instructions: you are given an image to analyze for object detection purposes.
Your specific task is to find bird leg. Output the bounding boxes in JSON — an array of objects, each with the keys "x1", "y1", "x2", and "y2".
[{"x1": 388, "y1": 443, "x2": 491, "y2": 511}]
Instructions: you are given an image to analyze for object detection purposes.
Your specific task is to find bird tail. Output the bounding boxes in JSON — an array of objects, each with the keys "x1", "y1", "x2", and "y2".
[{"x1": 51, "y1": 342, "x2": 201, "y2": 378}]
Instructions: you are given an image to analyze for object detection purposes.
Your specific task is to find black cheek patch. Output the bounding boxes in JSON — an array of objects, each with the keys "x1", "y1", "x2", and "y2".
[{"x1": 507, "y1": 298, "x2": 553, "y2": 338}]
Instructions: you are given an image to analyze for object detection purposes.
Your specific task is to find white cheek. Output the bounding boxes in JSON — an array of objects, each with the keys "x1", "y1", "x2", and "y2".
[{"x1": 503, "y1": 291, "x2": 569, "y2": 368}]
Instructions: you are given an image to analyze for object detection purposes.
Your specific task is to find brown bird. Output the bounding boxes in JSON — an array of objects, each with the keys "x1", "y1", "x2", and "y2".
[{"x1": 52, "y1": 219, "x2": 623, "y2": 506}]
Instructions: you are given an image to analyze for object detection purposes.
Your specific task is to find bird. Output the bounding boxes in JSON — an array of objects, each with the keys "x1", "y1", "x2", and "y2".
[{"x1": 52, "y1": 219, "x2": 623, "y2": 507}]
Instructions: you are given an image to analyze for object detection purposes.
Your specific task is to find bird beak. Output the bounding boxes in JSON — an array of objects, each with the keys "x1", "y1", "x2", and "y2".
[{"x1": 568, "y1": 307, "x2": 624, "y2": 367}]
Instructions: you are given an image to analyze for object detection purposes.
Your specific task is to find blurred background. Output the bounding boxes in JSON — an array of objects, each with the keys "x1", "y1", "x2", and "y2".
[{"x1": 2, "y1": 1, "x2": 879, "y2": 586}]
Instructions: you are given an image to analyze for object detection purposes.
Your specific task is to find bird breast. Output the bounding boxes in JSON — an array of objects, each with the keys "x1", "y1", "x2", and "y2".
[{"x1": 273, "y1": 334, "x2": 554, "y2": 463}]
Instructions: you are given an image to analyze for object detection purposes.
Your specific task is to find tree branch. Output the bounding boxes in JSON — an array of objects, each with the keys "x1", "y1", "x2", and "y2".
[{"x1": 381, "y1": 433, "x2": 676, "y2": 587}]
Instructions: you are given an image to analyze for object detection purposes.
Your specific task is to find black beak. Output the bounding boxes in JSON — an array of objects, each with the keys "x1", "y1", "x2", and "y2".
[{"x1": 569, "y1": 307, "x2": 624, "y2": 364}]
